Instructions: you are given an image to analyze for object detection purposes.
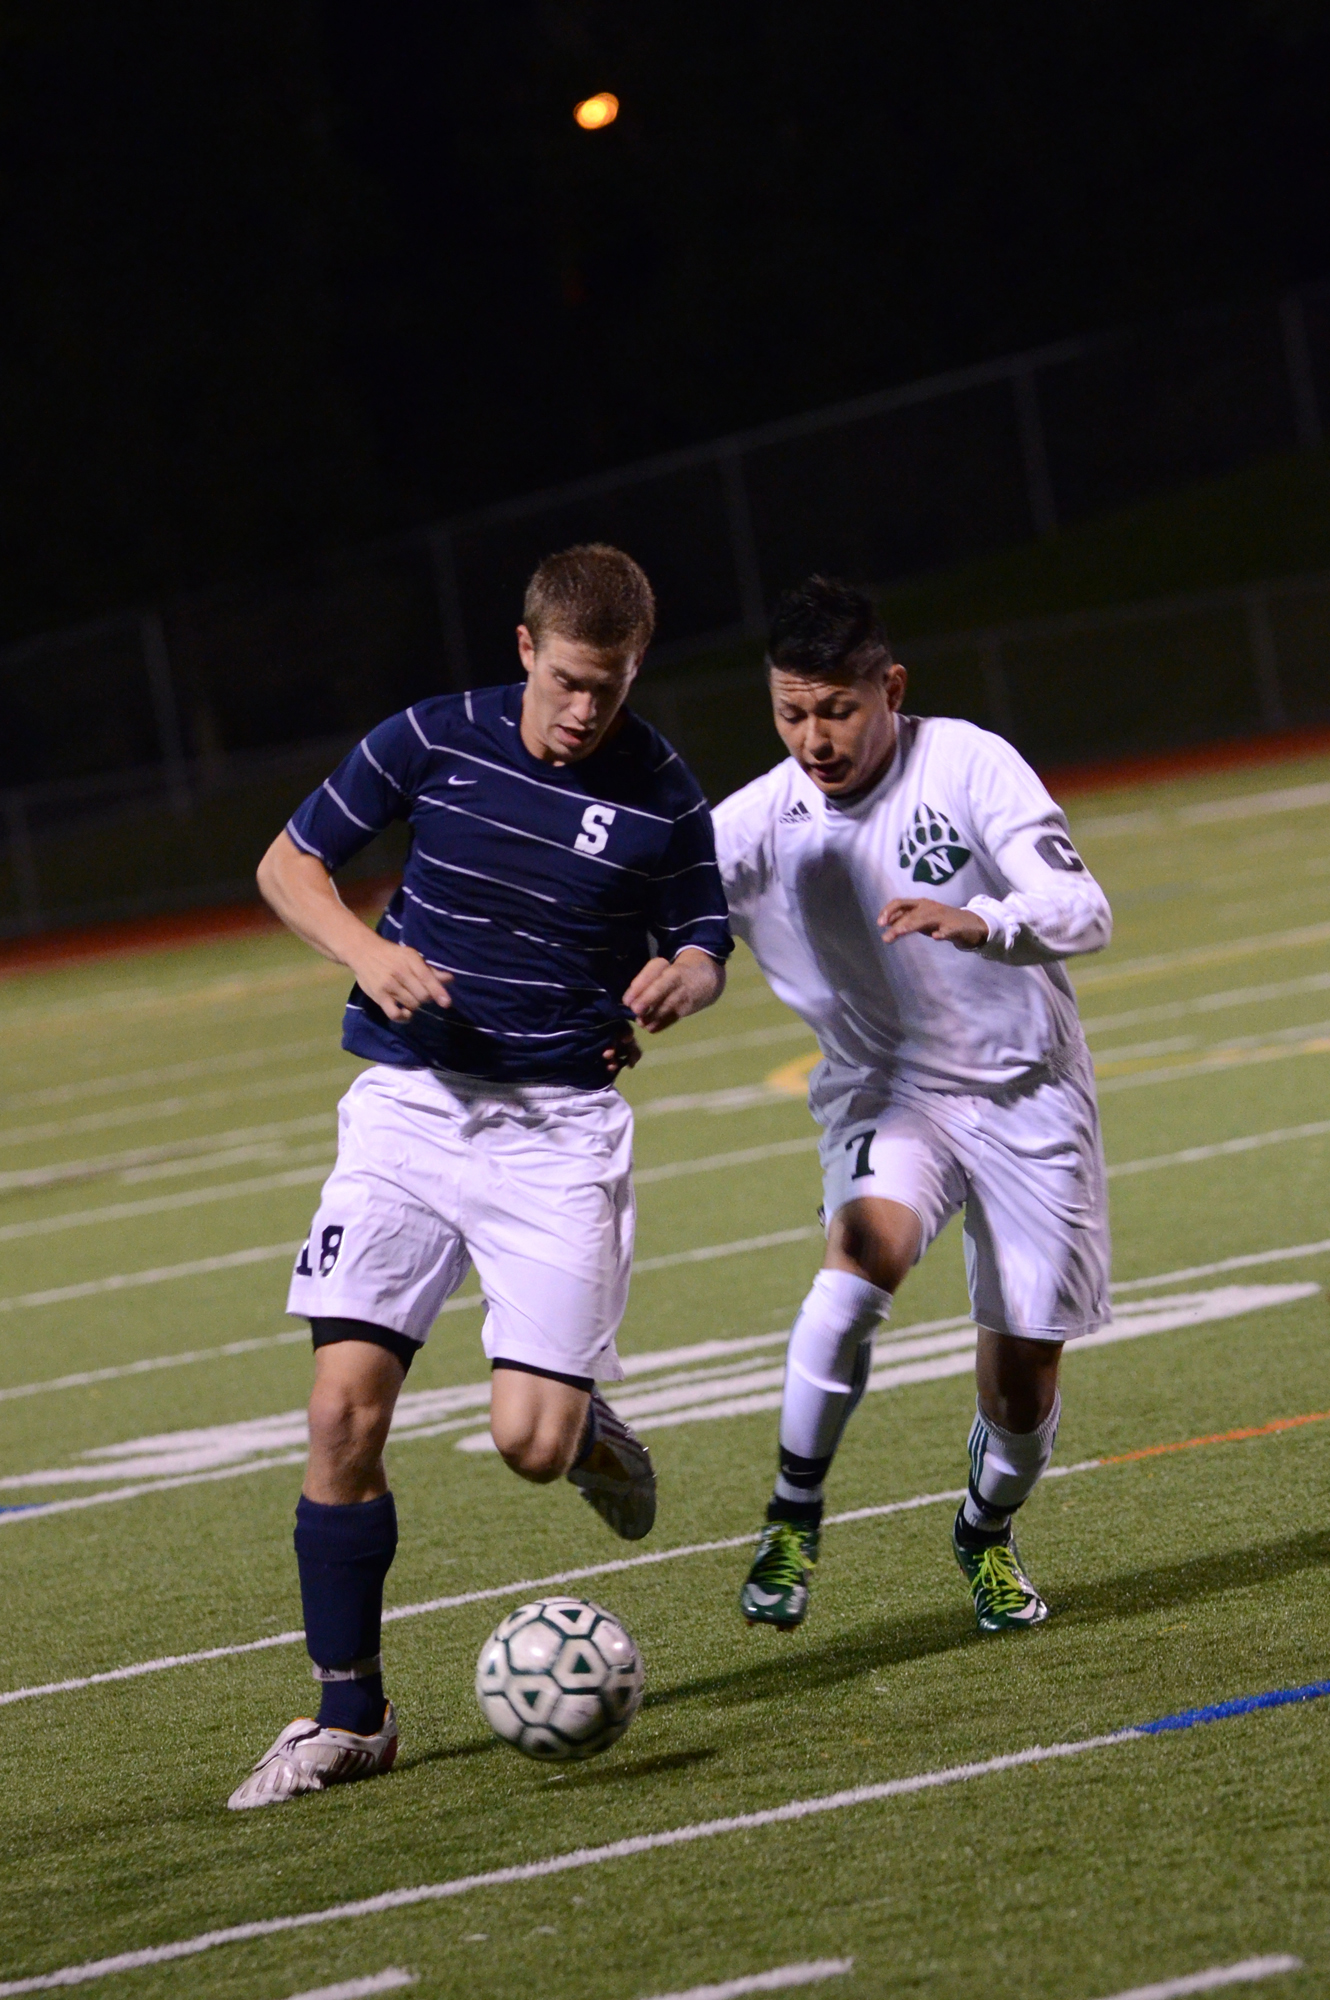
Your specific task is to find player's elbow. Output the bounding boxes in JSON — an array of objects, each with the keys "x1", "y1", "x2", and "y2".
[
  {"x1": 255, "y1": 835, "x2": 286, "y2": 909},
  {"x1": 1081, "y1": 894, "x2": 1113, "y2": 955},
  {"x1": 256, "y1": 830, "x2": 318, "y2": 914}
]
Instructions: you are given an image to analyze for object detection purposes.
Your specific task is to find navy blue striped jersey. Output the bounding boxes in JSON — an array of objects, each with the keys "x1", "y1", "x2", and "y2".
[{"x1": 285, "y1": 682, "x2": 733, "y2": 1088}]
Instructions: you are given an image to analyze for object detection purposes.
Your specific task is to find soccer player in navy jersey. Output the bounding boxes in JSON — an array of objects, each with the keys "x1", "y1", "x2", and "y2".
[{"x1": 228, "y1": 544, "x2": 732, "y2": 1808}]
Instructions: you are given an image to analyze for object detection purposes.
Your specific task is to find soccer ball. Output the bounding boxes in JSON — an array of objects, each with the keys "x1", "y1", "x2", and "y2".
[{"x1": 475, "y1": 1597, "x2": 645, "y2": 1761}]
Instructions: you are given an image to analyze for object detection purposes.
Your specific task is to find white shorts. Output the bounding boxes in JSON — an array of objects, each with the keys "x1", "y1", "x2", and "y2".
[
  {"x1": 287, "y1": 1064, "x2": 635, "y2": 1381},
  {"x1": 819, "y1": 1060, "x2": 1110, "y2": 1343}
]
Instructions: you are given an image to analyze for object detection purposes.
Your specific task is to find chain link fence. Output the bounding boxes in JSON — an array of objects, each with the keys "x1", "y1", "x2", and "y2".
[
  {"x1": 5, "y1": 566, "x2": 1328, "y2": 937},
  {"x1": 2, "y1": 284, "x2": 1328, "y2": 932}
]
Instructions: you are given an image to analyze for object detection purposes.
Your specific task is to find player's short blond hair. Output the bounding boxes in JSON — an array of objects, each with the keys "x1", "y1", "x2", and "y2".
[{"x1": 523, "y1": 544, "x2": 656, "y2": 658}]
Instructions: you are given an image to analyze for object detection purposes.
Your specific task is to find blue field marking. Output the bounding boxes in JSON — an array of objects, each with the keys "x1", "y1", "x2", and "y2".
[
  {"x1": 1138, "y1": 1677, "x2": 1330, "y2": 1734},
  {"x1": 0, "y1": 1674, "x2": 1327, "y2": 1993}
]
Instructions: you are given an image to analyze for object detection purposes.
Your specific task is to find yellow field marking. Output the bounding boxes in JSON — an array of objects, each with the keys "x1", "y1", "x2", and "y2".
[
  {"x1": 766, "y1": 1030, "x2": 1330, "y2": 1100},
  {"x1": 766, "y1": 1052, "x2": 820, "y2": 1098}
]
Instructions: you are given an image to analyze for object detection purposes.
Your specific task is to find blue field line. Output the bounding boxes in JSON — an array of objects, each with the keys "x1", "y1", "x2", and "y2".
[
  {"x1": 1138, "y1": 1677, "x2": 1330, "y2": 1734},
  {"x1": 1, "y1": 1674, "x2": 1328, "y2": 1994}
]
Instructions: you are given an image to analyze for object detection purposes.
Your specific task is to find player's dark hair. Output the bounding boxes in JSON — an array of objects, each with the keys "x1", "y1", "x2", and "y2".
[
  {"x1": 524, "y1": 543, "x2": 656, "y2": 657},
  {"x1": 765, "y1": 576, "x2": 893, "y2": 680}
]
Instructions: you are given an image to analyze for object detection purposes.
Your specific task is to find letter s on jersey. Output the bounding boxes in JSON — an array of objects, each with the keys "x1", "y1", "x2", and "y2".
[
  {"x1": 1034, "y1": 831, "x2": 1086, "y2": 873},
  {"x1": 575, "y1": 804, "x2": 618, "y2": 855}
]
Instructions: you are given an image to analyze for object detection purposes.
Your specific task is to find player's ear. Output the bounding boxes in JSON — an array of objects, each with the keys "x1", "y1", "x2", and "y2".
[
  {"x1": 885, "y1": 662, "x2": 908, "y2": 710},
  {"x1": 516, "y1": 624, "x2": 538, "y2": 675}
]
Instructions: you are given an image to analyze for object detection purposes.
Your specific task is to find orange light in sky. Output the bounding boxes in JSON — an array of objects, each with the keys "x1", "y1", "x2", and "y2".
[{"x1": 574, "y1": 92, "x2": 619, "y2": 131}]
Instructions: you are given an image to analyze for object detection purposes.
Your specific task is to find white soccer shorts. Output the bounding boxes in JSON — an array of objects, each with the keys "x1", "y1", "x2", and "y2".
[
  {"x1": 818, "y1": 1056, "x2": 1110, "y2": 1343},
  {"x1": 287, "y1": 1064, "x2": 635, "y2": 1380}
]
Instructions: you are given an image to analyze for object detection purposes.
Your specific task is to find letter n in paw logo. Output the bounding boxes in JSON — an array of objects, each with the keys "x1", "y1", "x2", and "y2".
[{"x1": 898, "y1": 805, "x2": 972, "y2": 885}]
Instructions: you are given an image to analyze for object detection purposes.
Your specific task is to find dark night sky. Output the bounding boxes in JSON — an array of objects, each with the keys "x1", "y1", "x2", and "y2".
[{"x1": 2, "y1": 0, "x2": 1328, "y2": 638}]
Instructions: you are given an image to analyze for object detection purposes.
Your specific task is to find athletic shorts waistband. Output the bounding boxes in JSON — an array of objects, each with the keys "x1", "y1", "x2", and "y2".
[{"x1": 418, "y1": 1063, "x2": 619, "y2": 1105}]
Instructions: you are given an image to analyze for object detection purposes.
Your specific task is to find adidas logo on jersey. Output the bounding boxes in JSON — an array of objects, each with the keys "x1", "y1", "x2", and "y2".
[
  {"x1": 779, "y1": 799, "x2": 813, "y2": 825},
  {"x1": 899, "y1": 804, "x2": 972, "y2": 885}
]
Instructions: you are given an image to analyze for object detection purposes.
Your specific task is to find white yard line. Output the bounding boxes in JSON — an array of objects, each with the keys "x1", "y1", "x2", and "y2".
[
  {"x1": 11, "y1": 1227, "x2": 1319, "y2": 1406},
  {"x1": 1, "y1": 957, "x2": 1316, "y2": 1124},
  {"x1": 284, "y1": 1974, "x2": 417, "y2": 2000},
  {"x1": 632, "y1": 1228, "x2": 821, "y2": 1274},
  {"x1": 3, "y1": 1279, "x2": 1328, "y2": 1701},
  {"x1": 0, "y1": 1117, "x2": 1326, "y2": 1328},
  {"x1": 1089, "y1": 1957, "x2": 1302, "y2": 2000},
  {"x1": 1111, "y1": 1237, "x2": 1330, "y2": 1291},
  {"x1": 455, "y1": 1283, "x2": 1318, "y2": 1448},
  {"x1": 1075, "y1": 776, "x2": 1330, "y2": 838},
  {"x1": 630, "y1": 1022, "x2": 812, "y2": 1069},
  {"x1": 1097, "y1": 1028, "x2": 1330, "y2": 1092},
  {"x1": 1, "y1": 1281, "x2": 1315, "y2": 1504},
  {"x1": 0, "y1": 1332, "x2": 310, "y2": 1403},
  {"x1": 633, "y1": 1084, "x2": 789, "y2": 1118},
  {"x1": 0, "y1": 1067, "x2": 352, "y2": 1149},
  {"x1": 0, "y1": 962, "x2": 345, "y2": 1034},
  {"x1": 639, "y1": 1962, "x2": 853, "y2": 2000},
  {"x1": 13, "y1": 1092, "x2": 1329, "y2": 1250},
  {"x1": 1071, "y1": 921, "x2": 1330, "y2": 992},
  {"x1": 0, "y1": 1242, "x2": 305, "y2": 1316},
  {"x1": 0, "y1": 1312, "x2": 968, "y2": 1409},
  {"x1": 1104, "y1": 1122, "x2": 1330, "y2": 1177},
  {"x1": 1095, "y1": 1015, "x2": 1330, "y2": 1066},
  {"x1": 0, "y1": 1166, "x2": 335, "y2": 1244},
  {"x1": 0, "y1": 1492, "x2": 977, "y2": 1704},
  {"x1": 1180, "y1": 781, "x2": 1330, "y2": 825},
  {"x1": 0, "y1": 1038, "x2": 333, "y2": 1115},
  {"x1": 635, "y1": 1138, "x2": 817, "y2": 1185},
  {"x1": 0, "y1": 1727, "x2": 1210, "y2": 1994},
  {"x1": 0, "y1": 1115, "x2": 335, "y2": 1192},
  {"x1": 1081, "y1": 969, "x2": 1330, "y2": 1036}
]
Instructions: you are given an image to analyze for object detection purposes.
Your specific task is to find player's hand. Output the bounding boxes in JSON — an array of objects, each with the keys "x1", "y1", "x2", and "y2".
[
  {"x1": 878, "y1": 898, "x2": 989, "y2": 951},
  {"x1": 602, "y1": 1025, "x2": 643, "y2": 1077},
  {"x1": 623, "y1": 949, "x2": 726, "y2": 1034},
  {"x1": 348, "y1": 936, "x2": 452, "y2": 1022}
]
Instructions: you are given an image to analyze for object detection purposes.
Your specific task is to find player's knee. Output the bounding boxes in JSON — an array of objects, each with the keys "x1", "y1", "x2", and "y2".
[
  {"x1": 828, "y1": 1200, "x2": 919, "y2": 1293},
  {"x1": 307, "y1": 1381, "x2": 393, "y2": 1469},
  {"x1": 976, "y1": 1330, "x2": 1062, "y2": 1432},
  {"x1": 494, "y1": 1426, "x2": 574, "y2": 1483}
]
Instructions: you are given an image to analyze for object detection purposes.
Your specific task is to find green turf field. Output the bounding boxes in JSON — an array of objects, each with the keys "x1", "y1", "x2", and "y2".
[{"x1": 1, "y1": 752, "x2": 1328, "y2": 2000}]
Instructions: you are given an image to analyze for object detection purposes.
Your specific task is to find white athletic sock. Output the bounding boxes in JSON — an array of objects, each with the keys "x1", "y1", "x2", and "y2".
[
  {"x1": 961, "y1": 1393, "x2": 1061, "y2": 1534},
  {"x1": 773, "y1": 1269, "x2": 892, "y2": 1506}
]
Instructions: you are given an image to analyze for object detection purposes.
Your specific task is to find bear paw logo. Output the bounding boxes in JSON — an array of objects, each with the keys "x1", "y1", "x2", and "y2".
[{"x1": 898, "y1": 805, "x2": 972, "y2": 885}]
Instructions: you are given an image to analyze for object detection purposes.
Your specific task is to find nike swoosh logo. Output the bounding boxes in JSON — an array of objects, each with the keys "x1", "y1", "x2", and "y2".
[
  {"x1": 745, "y1": 1587, "x2": 786, "y2": 1606},
  {"x1": 447, "y1": 776, "x2": 477, "y2": 787}
]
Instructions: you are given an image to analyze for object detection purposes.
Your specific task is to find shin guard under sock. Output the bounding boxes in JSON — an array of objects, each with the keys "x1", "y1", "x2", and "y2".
[
  {"x1": 769, "y1": 1270, "x2": 890, "y2": 1525},
  {"x1": 960, "y1": 1394, "x2": 1061, "y2": 1539},
  {"x1": 294, "y1": 1491, "x2": 397, "y2": 1734}
]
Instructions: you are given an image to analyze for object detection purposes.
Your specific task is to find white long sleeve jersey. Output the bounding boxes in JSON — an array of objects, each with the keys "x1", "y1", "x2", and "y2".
[{"x1": 713, "y1": 714, "x2": 1112, "y2": 1107}]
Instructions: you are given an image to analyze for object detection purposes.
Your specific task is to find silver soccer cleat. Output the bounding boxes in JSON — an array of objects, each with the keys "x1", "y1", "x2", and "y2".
[
  {"x1": 566, "y1": 1390, "x2": 657, "y2": 1541},
  {"x1": 226, "y1": 1703, "x2": 398, "y2": 1810}
]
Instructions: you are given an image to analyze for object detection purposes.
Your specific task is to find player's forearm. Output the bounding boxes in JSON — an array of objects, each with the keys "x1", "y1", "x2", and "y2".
[
  {"x1": 675, "y1": 946, "x2": 727, "y2": 1011},
  {"x1": 966, "y1": 883, "x2": 1113, "y2": 964},
  {"x1": 256, "y1": 833, "x2": 381, "y2": 972}
]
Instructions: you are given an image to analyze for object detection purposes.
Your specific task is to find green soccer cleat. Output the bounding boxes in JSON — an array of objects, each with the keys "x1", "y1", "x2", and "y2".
[
  {"x1": 739, "y1": 1518, "x2": 819, "y2": 1630},
  {"x1": 952, "y1": 1509, "x2": 1049, "y2": 1633}
]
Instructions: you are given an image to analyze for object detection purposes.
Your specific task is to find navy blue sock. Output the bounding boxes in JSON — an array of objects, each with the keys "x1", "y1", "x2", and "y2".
[{"x1": 294, "y1": 1492, "x2": 397, "y2": 1735}]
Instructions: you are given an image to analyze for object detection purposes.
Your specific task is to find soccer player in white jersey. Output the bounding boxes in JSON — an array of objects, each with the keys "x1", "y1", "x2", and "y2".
[
  {"x1": 227, "y1": 545, "x2": 731, "y2": 1808},
  {"x1": 713, "y1": 577, "x2": 1112, "y2": 1636}
]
